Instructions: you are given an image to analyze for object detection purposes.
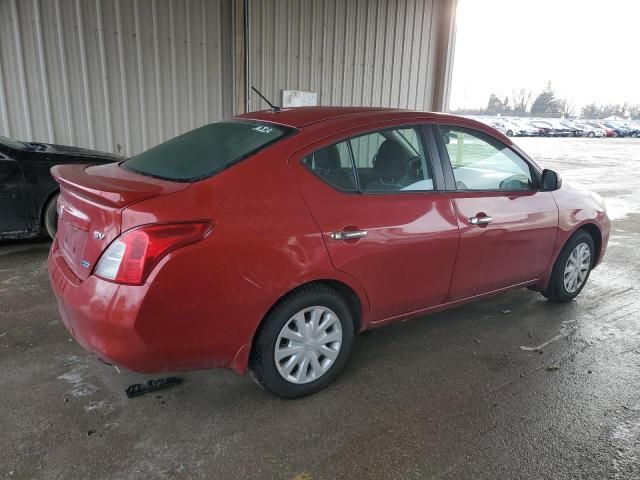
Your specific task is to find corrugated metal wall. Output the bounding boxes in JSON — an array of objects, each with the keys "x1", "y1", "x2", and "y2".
[
  {"x1": 0, "y1": 0, "x2": 454, "y2": 156},
  {"x1": 0, "y1": 0, "x2": 234, "y2": 156},
  {"x1": 247, "y1": 0, "x2": 447, "y2": 112}
]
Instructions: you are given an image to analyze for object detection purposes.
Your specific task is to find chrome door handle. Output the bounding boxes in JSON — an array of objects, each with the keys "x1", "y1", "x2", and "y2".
[
  {"x1": 330, "y1": 230, "x2": 368, "y2": 241},
  {"x1": 469, "y1": 216, "x2": 493, "y2": 226}
]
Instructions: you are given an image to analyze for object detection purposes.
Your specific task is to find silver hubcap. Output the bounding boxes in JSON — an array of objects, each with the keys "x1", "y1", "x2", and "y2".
[
  {"x1": 274, "y1": 306, "x2": 343, "y2": 384},
  {"x1": 563, "y1": 242, "x2": 591, "y2": 293}
]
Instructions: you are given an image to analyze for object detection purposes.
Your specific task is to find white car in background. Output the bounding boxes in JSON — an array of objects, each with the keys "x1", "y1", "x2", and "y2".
[
  {"x1": 490, "y1": 120, "x2": 528, "y2": 137},
  {"x1": 506, "y1": 119, "x2": 539, "y2": 136},
  {"x1": 574, "y1": 123, "x2": 605, "y2": 138}
]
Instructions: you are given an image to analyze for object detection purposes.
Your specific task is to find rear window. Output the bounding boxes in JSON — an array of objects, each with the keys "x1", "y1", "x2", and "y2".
[{"x1": 123, "y1": 121, "x2": 293, "y2": 181}]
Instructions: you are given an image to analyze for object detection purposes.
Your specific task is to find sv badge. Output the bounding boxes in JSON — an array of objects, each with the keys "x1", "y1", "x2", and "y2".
[{"x1": 93, "y1": 231, "x2": 106, "y2": 240}]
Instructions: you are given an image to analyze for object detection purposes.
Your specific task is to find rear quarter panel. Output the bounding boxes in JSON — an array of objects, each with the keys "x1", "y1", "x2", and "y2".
[{"x1": 120, "y1": 139, "x2": 370, "y2": 373}]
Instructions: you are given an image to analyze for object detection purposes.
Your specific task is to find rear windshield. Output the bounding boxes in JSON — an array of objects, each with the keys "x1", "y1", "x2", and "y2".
[{"x1": 123, "y1": 121, "x2": 293, "y2": 181}]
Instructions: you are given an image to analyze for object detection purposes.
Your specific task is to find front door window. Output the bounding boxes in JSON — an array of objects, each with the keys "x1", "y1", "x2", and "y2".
[{"x1": 440, "y1": 127, "x2": 534, "y2": 191}]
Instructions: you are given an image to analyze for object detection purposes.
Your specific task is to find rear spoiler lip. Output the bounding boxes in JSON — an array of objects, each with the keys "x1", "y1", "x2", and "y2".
[
  {"x1": 50, "y1": 163, "x2": 188, "y2": 208},
  {"x1": 51, "y1": 164, "x2": 131, "y2": 207}
]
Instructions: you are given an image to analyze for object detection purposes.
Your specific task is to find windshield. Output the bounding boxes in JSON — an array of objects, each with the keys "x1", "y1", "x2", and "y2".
[{"x1": 123, "y1": 120, "x2": 294, "y2": 181}]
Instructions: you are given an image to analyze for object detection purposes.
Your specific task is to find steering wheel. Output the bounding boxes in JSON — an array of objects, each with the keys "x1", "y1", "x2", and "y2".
[{"x1": 499, "y1": 174, "x2": 529, "y2": 190}]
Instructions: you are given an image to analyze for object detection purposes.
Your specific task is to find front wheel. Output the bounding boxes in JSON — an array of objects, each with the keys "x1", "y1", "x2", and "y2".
[
  {"x1": 249, "y1": 284, "x2": 354, "y2": 398},
  {"x1": 588, "y1": 131, "x2": 595, "y2": 138},
  {"x1": 543, "y1": 230, "x2": 595, "y2": 303}
]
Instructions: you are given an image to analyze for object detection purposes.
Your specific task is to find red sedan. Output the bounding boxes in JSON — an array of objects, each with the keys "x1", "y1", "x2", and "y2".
[{"x1": 48, "y1": 107, "x2": 610, "y2": 398}]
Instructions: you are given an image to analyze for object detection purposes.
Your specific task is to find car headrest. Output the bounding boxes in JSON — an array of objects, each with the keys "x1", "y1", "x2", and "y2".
[{"x1": 374, "y1": 140, "x2": 408, "y2": 182}]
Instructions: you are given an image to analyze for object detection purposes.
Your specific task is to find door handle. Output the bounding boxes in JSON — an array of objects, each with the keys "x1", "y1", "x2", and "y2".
[
  {"x1": 330, "y1": 230, "x2": 368, "y2": 241},
  {"x1": 469, "y1": 215, "x2": 493, "y2": 226}
]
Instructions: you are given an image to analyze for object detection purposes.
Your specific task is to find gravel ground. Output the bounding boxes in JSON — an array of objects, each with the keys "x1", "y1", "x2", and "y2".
[{"x1": 1, "y1": 137, "x2": 639, "y2": 479}]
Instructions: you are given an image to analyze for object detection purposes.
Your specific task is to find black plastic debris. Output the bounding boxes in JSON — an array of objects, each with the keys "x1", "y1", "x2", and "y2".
[{"x1": 125, "y1": 377, "x2": 182, "y2": 398}]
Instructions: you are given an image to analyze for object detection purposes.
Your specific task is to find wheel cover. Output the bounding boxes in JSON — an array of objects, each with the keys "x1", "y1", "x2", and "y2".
[
  {"x1": 563, "y1": 242, "x2": 591, "y2": 294},
  {"x1": 274, "y1": 306, "x2": 343, "y2": 384}
]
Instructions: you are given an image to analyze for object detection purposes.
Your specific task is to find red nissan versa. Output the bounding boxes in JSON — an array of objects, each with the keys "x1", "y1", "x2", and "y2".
[{"x1": 48, "y1": 107, "x2": 610, "y2": 398}]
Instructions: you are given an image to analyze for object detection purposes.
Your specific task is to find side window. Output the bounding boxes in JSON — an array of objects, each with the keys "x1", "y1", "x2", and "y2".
[
  {"x1": 302, "y1": 141, "x2": 357, "y2": 192},
  {"x1": 350, "y1": 127, "x2": 434, "y2": 193},
  {"x1": 441, "y1": 127, "x2": 534, "y2": 191}
]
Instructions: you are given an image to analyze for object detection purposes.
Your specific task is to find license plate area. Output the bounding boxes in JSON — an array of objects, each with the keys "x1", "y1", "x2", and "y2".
[{"x1": 58, "y1": 204, "x2": 90, "y2": 270}]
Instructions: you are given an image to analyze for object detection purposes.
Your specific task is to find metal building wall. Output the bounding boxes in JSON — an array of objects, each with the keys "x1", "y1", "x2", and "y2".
[
  {"x1": 246, "y1": 0, "x2": 453, "y2": 112},
  {"x1": 0, "y1": 0, "x2": 234, "y2": 156}
]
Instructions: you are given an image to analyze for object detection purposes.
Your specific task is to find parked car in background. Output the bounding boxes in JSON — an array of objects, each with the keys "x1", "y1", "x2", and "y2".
[
  {"x1": 559, "y1": 121, "x2": 582, "y2": 137},
  {"x1": 623, "y1": 124, "x2": 640, "y2": 138},
  {"x1": 585, "y1": 121, "x2": 616, "y2": 137},
  {"x1": 609, "y1": 121, "x2": 640, "y2": 138},
  {"x1": 48, "y1": 107, "x2": 610, "y2": 398},
  {"x1": 602, "y1": 122, "x2": 627, "y2": 137},
  {"x1": 463, "y1": 116, "x2": 640, "y2": 139},
  {"x1": 491, "y1": 120, "x2": 526, "y2": 137},
  {"x1": 505, "y1": 119, "x2": 540, "y2": 136},
  {"x1": 0, "y1": 136, "x2": 121, "y2": 240},
  {"x1": 528, "y1": 121, "x2": 554, "y2": 136},
  {"x1": 574, "y1": 123, "x2": 604, "y2": 137},
  {"x1": 545, "y1": 120, "x2": 573, "y2": 137},
  {"x1": 486, "y1": 120, "x2": 509, "y2": 136}
]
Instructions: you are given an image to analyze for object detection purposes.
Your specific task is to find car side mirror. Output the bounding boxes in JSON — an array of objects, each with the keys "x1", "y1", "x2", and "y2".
[{"x1": 541, "y1": 169, "x2": 562, "y2": 191}]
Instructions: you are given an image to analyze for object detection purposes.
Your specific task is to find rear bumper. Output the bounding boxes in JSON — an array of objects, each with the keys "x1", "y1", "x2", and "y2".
[{"x1": 48, "y1": 240, "x2": 242, "y2": 373}]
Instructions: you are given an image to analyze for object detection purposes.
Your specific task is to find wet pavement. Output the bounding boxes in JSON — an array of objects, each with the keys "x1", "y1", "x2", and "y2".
[{"x1": 1, "y1": 137, "x2": 639, "y2": 479}]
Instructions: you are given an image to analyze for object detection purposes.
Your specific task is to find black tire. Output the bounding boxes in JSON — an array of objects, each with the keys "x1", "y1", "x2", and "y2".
[
  {"x1": 43, "y1": 193, "x2": 59, "y2": 239},
  {"x1": 506, "y1": 129, "x2": 513, "y2": 137},
  {"x1": 543, "y1": 230, "x2": 595, "y2": 303},
  {"x1": 249, "y1": 284, "x2": 355, "y2": 398},
  {"x1": 588, "y1": 131, "x2": 595, "y2": 138}
]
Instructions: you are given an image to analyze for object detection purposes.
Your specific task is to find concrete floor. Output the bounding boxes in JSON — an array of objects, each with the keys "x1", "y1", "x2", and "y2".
[{"x1": 1, "y1": 137, "x2": 639, "y2": 479}]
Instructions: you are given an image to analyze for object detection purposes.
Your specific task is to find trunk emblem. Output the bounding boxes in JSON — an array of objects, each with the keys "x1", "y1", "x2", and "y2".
[
  {"x1": 81, "y1": 260, "x2": 90, "y2": 268},
  {"x1": 93, "y1": 231, "x2": 105, "y2": 240}
]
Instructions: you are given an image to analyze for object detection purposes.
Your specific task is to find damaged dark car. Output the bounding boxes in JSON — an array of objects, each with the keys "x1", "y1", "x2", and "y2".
[{"x1": 0, "y1": 136, "x2": 121, "y2": 240}]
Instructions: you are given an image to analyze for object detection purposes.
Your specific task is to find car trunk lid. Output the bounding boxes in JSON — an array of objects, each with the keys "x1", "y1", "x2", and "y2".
[{"x1": 51, "y1": 163, "x2": 190, "y2": 280}]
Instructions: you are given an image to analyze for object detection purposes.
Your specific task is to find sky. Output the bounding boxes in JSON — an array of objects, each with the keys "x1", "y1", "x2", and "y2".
[{"x1": 449, "y1": 0, "x2": 640, "y2": 112}]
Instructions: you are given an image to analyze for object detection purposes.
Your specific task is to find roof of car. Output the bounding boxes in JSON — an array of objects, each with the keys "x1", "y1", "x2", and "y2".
[{"x1": 234, "y1": 106, "x2": 463, "y2": 129}]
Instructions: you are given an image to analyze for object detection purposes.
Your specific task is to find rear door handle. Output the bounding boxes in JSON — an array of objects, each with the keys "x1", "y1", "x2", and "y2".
[
  {"x1": 330, "y1": 230, "x2": 368, "y2": 241},
  {"x1": 469, "y1": 216, "x2": 493, "y2": 226}
]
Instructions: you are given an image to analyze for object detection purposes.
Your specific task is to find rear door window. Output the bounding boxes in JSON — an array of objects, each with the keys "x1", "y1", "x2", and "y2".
[
  {"x1": 302, "y1": 126, "x2": 434, "y2": 194},
  {"x1": 124, "y1": 121, "x2": 293, "y2": 181},
  {"x1": 350, "y1": 127, "x2": 433, "y2": 192}
]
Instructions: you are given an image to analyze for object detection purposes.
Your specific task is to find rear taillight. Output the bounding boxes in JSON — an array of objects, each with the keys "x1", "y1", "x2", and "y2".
[{"x1": 94, "y1": 221, "x2": 212, "y2": 285}]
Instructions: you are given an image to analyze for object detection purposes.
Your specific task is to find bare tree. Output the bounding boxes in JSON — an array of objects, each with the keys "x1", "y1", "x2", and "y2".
[
  {"x1": 511, "y1": 88, "x2": 533, "y2": 113},
  {"x1": 558, "y1": 97, "x2": 575, "y2": 117}
]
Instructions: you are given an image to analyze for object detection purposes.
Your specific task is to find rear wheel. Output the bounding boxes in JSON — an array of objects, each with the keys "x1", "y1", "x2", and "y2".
[
  {"x1": 43, "y1": 193, "x2": 59, "y2": 239},
  {"x1": 543, "y1": 230, "x2": 595, "y2": 303},
  {"x1": 249, "y1": 284, "x2": 354, "y2": 398},
  {"x1": 506, "y1": 129, "x2": 513, "y2": 137},
  {"x1": 588, "y1": 131, "x2": 595, "y2": 138}
]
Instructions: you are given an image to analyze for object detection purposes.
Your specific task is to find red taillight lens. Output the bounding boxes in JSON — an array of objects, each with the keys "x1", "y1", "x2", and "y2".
[{"x1": 94, "y1": 221, "x2": 212, "y2": 285}]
